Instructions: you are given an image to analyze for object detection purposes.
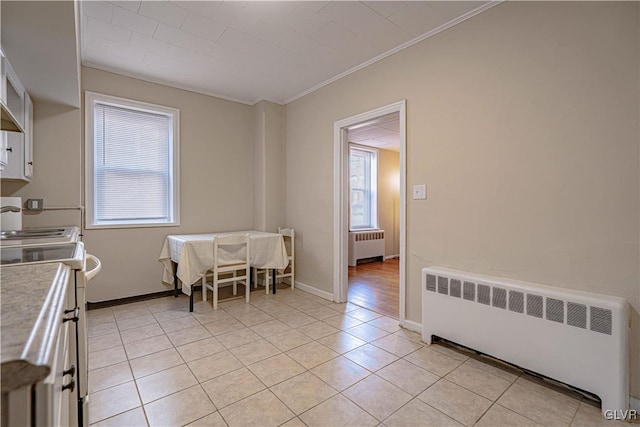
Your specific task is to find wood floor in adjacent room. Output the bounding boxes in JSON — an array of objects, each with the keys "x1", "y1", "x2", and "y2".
[{"x1": 348, "y1": 258, "x2": 399, "y2": 319}]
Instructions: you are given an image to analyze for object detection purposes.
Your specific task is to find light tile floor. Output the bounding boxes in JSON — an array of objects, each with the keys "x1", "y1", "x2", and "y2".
[{"x1": 87, "y1": 288, "x2": 630, "y2": 427}]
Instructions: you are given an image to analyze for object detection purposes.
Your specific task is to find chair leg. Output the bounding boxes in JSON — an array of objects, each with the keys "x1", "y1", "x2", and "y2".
[
  {"x1": 245, "y1": 267, "x2": 250, "y2": 303},
  {"x1": 202, "y1": 277, "x2": 207, "y2": 302},
  {"x1": 265, "y1": 269, "x2": 270, "y2": 294},
  {"x1": 232, "y1": 271, "x2": 237, "y2": 295},
  {"x1": 213, "y1": 282, "x2": 219, "y2": 311},
  {"x1": 189, "y1": 291, "x2": 194, "y2": 312}
]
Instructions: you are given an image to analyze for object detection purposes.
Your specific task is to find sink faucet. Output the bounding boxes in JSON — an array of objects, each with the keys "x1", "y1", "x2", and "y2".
[{"x1": 0, "y1": 206, "x2": 21, "y2": 213}]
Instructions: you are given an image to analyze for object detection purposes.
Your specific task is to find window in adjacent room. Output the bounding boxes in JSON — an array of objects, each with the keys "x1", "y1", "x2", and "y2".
[
  {"x1": 349, "y1": 146, "x2": 378, "y2": 230},
  {"x1": 85, "y1": 92, "x2": 180, "y2": 228}
]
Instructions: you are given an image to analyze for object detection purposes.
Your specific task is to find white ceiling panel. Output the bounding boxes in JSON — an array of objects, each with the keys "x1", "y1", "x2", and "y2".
[
  {"x1": 109, "y1": 1, "x2": 141, "y2": 13},
  {"x1": 168, "y1": 1, "x2": 220, "y2": 19},
  {"x1": 81, "y1": 1, "x2": 494, "y2": 104},
  {"x1": 84, "y1": 1, "x2": 114, "y2": 22},
  {"x1": 387, "y1": 2, "x2": 448, "y2": 36},
  {"x1": 139, "y1": 1, "x2": 189, "y2": 28},
  {"x1": 154, "y1": 23, "x2": 197, "y2": 49},
  {"x1": 309, "y1": 21, "x2": 356, "y2": 49},
  {"x1": 106, "y1": 40, "x2": 145, "y2": 62},
  {"x1": 212, "y1": 1, "x2": 260, "y2": 32},
  {"x1": 112, "y1": 5, "x2": 157, "y2": 36},
  {"x1": 348, "y1": 112, "x2": 400, "y2": 151},
  {"x1": 86, "y1": 15, "x2": 132, "y2": 44},
  {"x1": 245, "y1": 1, "x2": 299, "y2": 22},
  {"x1": 181, "y1": 13, "x2": 227, "y2": 42},
  {"x1": 363, "y1": 1, "x2": 408, "y2": 18},
  {"x1": 279, "y1": 5, "x2": 331, "y2": 36}
]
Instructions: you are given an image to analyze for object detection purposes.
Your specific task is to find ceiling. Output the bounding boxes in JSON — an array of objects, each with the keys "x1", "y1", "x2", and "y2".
[
  {"x1": 81, "y1": 1, "x2": 493, "y2": 105},
  {"x1": 348, "y1": 112, "x2": 399, "y2": 152}
]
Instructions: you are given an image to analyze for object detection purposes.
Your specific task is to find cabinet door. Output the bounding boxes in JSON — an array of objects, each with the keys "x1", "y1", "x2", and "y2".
[
  {"x1": 23, "y1": 94, "x2": 32, "y2": 178},
  {"x1": 1, "y1": 131, "x2": 22, "y2": 179},
  {"x1": 0, "y1": 95, "x2": 32, "y2": 180},
  {"x1": 3, "y1": 59, "x2": 24, "y2": 128},
  {"x1": 0, "y1": 132, "x2": 7, "y2": 170},
  {"x1": 0, "y1": 130, "x2": 30, "y2": 180}
]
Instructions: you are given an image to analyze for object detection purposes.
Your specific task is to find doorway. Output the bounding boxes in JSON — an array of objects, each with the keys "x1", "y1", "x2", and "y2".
[{"x1": 333, "y1": 101, "x2": 407, "y2": 325}]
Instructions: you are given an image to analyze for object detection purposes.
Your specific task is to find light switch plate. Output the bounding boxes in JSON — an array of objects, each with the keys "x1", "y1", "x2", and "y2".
[{"x1": 413, "y1": 184, "x2": 426, "y2": 200}]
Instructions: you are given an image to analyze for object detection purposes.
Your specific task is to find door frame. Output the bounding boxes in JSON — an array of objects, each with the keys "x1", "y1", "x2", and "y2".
[{"x1": 333, "y1": 100, "x2": 407, "y2": 325}]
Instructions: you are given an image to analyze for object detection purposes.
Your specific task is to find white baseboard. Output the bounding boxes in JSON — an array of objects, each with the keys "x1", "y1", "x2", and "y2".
[
  {"x1": 384, "y1": 254, "x2": 399, "y2": 260},
  {"x1": 402, "y1": 319, "x2": 422, "y2": 333},
  {"x1": 630, "y1": 396, "x2": 640, "y2": 411},
  {"x1": 294, "y1": 281, "x2": 334, "y2": 302}
]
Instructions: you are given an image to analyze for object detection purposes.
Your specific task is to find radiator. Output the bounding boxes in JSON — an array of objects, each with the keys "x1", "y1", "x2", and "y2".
[
  {"x1": 422, "y1": 267, "x2": 630, "y2": 415},
  {"x1": 348, "y1": 230, "x2": 385, "y2": 267}
]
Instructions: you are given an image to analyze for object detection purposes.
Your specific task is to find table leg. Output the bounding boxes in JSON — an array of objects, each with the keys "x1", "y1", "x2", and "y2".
[
  {"x1": 272, "y1": 269, "x2": 276, "y2": 294},
  {"x1": 173, "y1": 261, "x2": 180, "y2": 297},
  {"x1": 189, "y1": 283, "x2": 202, "y2": 312}
]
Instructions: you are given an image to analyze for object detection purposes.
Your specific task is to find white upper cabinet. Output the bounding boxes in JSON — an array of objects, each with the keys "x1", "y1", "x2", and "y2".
[
  {"x1": 0, "y1": 50, "x2": 33, "y2": 180},
  {"x1": 1, "y1": 49, "x2": 24, "y2": 133}
]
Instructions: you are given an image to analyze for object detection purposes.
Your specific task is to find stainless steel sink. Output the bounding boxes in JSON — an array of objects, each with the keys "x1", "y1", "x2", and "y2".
[{"x1": 0, "y1": 228, "x2": 70, "y2": 240}]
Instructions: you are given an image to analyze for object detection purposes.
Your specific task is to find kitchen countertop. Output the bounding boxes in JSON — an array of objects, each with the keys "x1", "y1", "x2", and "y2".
[{"x1": 1, "y1": 262, "x2": 71, "y2": 392}]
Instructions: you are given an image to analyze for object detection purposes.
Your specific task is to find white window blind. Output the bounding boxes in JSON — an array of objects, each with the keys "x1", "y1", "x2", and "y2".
[
  {"x1": 86, "y1": 92, "x2": 179, "y2": 228},
  {"x1": 349, "y1": 146, "x2": 377, "y2": 230}
]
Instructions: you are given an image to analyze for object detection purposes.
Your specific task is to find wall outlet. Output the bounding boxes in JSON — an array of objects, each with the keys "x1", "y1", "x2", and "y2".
[
  {"x1": 413, "y1": 184, "x2": 426, "y2": 200},
  {"x1": 26, "y1": 198, "x2": 44, "y2": 211}
]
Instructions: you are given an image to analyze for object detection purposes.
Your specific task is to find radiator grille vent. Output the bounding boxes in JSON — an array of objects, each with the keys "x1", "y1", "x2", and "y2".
[
  {"x1": 463, "y1": 282, "x2": 475, "y2": 301},
  {"x1": 492, "y1": 288, "x2": 507, "y2": 309},
  {"x1": 450, "y1": 279, "x2": 461, "y2": 298},
  {"x1": 509, "y1": 291, "x2": 524, "y2": 313},
  {"x1": 477, "y1": 284, "x2": 491, "y2": 305},
  {"x1": 527, "y1": 294, "x2": 543, "y2": 318},
  {"x1": 567, "y1": 302, "x2": 587, "y2": 329},
  {"x1": 437, "y1": 277, "x2": 448, "y2": 295},
  {"x1": 590, "y1": 307, "x2": 612, "y2": 335},
  {"x1": 426, "y1": 274, "x2": 436, "y2": 292},
  {"x1": 546, "y1": 298, "x2": 564, "y2": 323},
  {"x1": 353, "y1": 231, "x2": 384, "y2": 241}
]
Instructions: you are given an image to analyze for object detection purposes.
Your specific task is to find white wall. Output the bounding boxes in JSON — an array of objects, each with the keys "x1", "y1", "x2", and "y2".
[{"x1": 284, "y1": 2, "x2": 640, "y2": 397}]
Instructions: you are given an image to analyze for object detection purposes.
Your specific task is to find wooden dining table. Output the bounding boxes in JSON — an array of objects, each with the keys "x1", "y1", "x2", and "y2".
[{"x1": 159, "y1": 230, "x2": 289, "y2": 301}]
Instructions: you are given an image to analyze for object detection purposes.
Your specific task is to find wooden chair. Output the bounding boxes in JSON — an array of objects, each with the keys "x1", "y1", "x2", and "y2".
[
  {"x1": 255, "y1": 228, "x2": 295, "y2": 293},
  {"x1": 200, "y1": 234, "x2": 250, "y2": 310}
]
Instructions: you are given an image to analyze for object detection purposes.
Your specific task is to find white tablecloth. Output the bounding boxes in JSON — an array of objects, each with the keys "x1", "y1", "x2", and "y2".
[{"x1": 159, "y1": 231, "x2": 289, "y2": 296}]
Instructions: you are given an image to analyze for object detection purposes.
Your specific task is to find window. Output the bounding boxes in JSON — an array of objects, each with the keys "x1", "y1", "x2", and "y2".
[
  {"x1": 85, "y1": 92, "x2": 179, "y2": 228},
  {"x1": 349, "y1": 146, "x2": 377, "y2": 229}
]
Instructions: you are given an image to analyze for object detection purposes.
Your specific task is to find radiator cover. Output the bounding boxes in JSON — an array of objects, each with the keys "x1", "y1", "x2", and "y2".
[
  {"x1": 348, "y1": 230, "x2": 385, "y2": 267},
  {"x1": 422, "y1": 267, "x2": 630, "y2": 415}
]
